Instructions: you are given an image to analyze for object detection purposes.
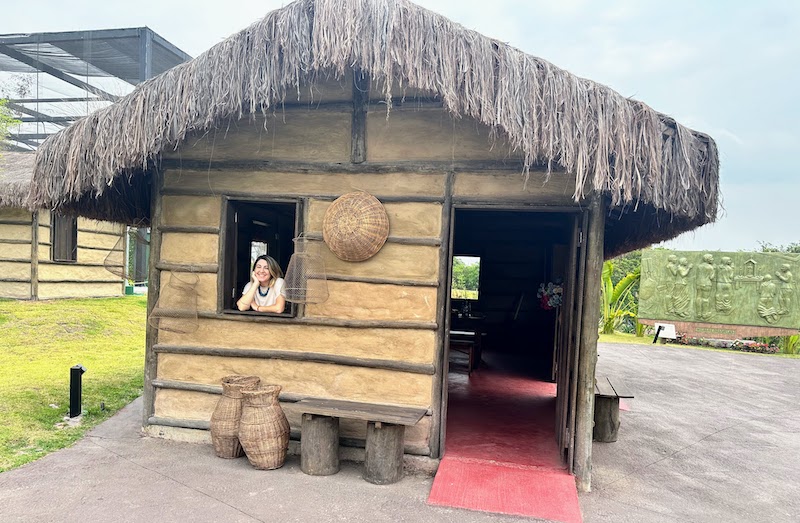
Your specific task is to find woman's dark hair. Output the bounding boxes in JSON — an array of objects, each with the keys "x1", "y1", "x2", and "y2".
[{"x1": 252, "y1": 255, "x2": 284, "y2": 279}]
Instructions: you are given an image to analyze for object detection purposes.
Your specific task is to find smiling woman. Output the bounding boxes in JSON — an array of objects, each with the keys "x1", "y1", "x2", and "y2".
[{"x1": 236, "y1": 254, "x2": 286, "y2": 313}]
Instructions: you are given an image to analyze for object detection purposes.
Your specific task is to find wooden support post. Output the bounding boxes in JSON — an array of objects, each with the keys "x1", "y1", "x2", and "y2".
[
  {"x1": 351, "y1": 69, "x2": 369, "y2": 164},
  {"x1": 593, "y1": 396, "x2": 620, "y2": 442},
  {"x1": 573, "y1": 194, "x2": 605, "y2": 493},
  {"x1": 143, "y1": 168, "x2": 164, "y2": 426},
  {"x1": 300, "y1": 414, "x2": 340, "y2": 476},
  {"x1": 30, "y1": 210, "x2": 38, "y2": 300},
  {"x1": 364, "y1": 422, "x2": 405, "y2": 485}
]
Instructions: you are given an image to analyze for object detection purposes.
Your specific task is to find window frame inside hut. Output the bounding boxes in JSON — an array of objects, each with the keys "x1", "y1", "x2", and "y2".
[
  {"x1": 221, "y1": 199, "x2": 300, "y2": 317},
  {"x1": 50, "y1": 213, "x2": 78, "y2": 263}
]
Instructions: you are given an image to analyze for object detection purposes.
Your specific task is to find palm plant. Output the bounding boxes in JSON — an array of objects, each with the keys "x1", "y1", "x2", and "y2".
[{"x1": 600, "y1": 261, "x2": 641, "y2": 334}]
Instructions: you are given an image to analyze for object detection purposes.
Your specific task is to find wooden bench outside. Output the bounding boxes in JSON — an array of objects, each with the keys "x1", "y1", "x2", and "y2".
[
  {"x1": 593, "y1": 376, "x2": 634, "y2": 442},
  {"x1": 296, "y1": 398, "x2": 427, "y2": 484}
]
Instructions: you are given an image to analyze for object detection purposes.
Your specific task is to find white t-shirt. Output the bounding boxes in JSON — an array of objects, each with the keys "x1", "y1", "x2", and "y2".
[{"x1": 242, "y1": 278, "x2": 285, "y2": 309}]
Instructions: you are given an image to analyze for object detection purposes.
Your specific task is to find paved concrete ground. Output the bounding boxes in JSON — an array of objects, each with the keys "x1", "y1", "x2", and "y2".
[
  {"x1": 586, "y1": 342, "x2": 800, "y2": 523},
  {"x1": 1, "y1": 342, "x2": 798, "y2": 522}
]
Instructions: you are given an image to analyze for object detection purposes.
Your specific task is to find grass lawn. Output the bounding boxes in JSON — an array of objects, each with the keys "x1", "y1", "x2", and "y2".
[{"x1": 0, "y1": 296, "x2": 147, "y2": 472}]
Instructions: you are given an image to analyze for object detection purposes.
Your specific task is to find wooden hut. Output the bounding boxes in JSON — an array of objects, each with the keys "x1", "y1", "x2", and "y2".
[
  {"x1": 27, "y1": 0, "x2": 719, "y2": 491},
  {"x1": 0, "y1": 151, "x2": 126, "y2": 299}
]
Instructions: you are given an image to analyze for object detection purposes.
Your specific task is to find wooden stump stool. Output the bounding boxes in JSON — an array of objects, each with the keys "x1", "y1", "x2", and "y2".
[
  {"x1": 364, "y1": 422, "x2": 405, "y2": 485},
  {"x1": 300, "y1": 414, "x2": 339, "y2": 475},
  {"x1": 593, "y1": 376, "x2": 634, "y2": 443}
]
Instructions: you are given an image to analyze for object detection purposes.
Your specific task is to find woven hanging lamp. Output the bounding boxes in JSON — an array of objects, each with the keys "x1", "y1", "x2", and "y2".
[
  {"x1": 148, "y1": 271, "x2": 199, "y2": 333},
  {"x1": 323, "y1": 191, "x2": 389, "y2": 262},
  {"x1": 282, "y1": 235, "x2": 329, "y2": 304}
]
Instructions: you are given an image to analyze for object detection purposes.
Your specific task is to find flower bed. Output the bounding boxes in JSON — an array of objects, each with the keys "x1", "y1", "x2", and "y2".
[{"x1": 676, "y1": 335, "x2": 780, "y2": 354}]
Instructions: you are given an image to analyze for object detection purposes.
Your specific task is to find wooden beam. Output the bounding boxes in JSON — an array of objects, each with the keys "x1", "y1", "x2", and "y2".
[
  {"x1": 145, "y1": 416, "x2": 431, "y2": 456},
  {"x1": 160, "y1": 186, "x2": 445, "y2": 204},
  {"x1": 195, "y1": 310, "x2": 437, "y2": 330},
  {"x1": 431, "y1": 171, "x2": 455, "y2": 458},
  {"x1": 573, "y1": 194, "x2": 604, "y2": 492},
  {"x1": 304, "y1": 232, "x2": 440, "y2": 247},
  {"x1": 155, "y1": 262, "x2": 218, "y2": 273},
  {"x1": 0, "y1": 239, "x2": 32, "y2": 245},
  {"x1": 351, "y1": 70, "x2": 369, "y2": 163},
  {"x1": 153, "y1": 344, "x2": 436, "y2": 375},
  {"x1": 159, "y1": 158, "x2": 526, "y2": 174},
  {"x1": 143, "y1": 168, "x2": 164, "y2": 426},
  {"x1": 324, "y1": 274, "x2": 438, "y2": 287},
  {"x1": 157, "y1": 225, "x2": 220, "y2": 234}
]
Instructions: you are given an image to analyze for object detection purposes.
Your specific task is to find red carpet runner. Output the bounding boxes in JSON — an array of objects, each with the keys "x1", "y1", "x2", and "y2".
[{"x1": 427, "y1": 369, "x2": 582, "y2": 522}]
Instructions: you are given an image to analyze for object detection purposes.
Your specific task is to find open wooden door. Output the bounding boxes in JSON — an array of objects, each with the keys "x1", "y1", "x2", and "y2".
[{"x1": 554, "y1": 211, "x2": 588, "y2": 470}]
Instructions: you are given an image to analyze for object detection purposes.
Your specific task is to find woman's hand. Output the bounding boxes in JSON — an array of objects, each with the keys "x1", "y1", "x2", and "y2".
[{"x1": 251, "y1": 271, "x2": 259, "y2": 283}]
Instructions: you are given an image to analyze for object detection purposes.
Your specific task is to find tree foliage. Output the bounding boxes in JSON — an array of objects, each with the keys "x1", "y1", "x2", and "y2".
[
  {"x1": 759, "y1": 242, "x2": 800, "y2": 254},
  {"x1": 452, "y1": 257, "x2": 479, "y2": 292},
  {"x1": 0, "y1": 99, "x2": 20, "y2": 145},
  {"x1": 600, "y1": 260, "x2": 640, "y2": 334}
]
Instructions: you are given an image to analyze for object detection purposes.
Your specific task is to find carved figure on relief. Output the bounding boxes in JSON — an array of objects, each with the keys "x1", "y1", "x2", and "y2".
[
  {"x1": 663, "y1": 255, "x2": 678, "y2": 314},
  {"x1": 695, "y1": 254, "x2": 715, "y2": 320},
  {"x1": 757, "y1": 274, "x2": 780, "y2": 324},
  {"x1": 672, "y1": 257, "x2": 692, "y2": 318},
  {"x1": 776, "y1": 264, "x2": 794, "y2": 316},
  {"x1": 715, "y1": 256, "x2": 734, "y2": 313}
]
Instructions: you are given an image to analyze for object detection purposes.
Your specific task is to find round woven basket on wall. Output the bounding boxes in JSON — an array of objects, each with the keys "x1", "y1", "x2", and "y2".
[{"x1": 323, "y1": 191, "x2": 389, "y2": 262}]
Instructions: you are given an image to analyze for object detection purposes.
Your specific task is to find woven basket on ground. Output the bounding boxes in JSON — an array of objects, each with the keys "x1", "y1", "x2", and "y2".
[
  {"x1": 239, "y1": 385, "x2": 290, "y2": 470},
  {"x1": 322, "y1": 191, "x2": 389, "y2": 262},
  {"x1": 209, "y1": 375, "x2": 261, "y2": 459}
]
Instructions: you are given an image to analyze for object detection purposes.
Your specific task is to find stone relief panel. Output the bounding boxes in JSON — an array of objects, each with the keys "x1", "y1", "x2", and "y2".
[{"x1": 639, "y1": 250, "x2": 800, "y2": 329}]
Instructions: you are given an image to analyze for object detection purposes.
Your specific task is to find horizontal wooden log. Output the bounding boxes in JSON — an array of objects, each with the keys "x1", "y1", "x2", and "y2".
[
  {"x1": 0, "y1": 278, "x2": 31, "y2": 283},
  {"x1": 0, "y1": 219, "x2": 32, "y2": 226},
  {"x1": 156, "y1": 262, "x2": 219, "y2": 273},
  {"x1": 38, "y1": 279, "x2": 123, "y2": 284},
  {"x1": 0, "y1": 257, "x2": 30, "y2": 263},
  {"x1": 324, "y1": 274, "x2": 438, "y2": 287},
  {"x1": 151, "y1": 379, "x2": 304, "y2": 402},
  {"x1": 303, "y1": 232, "x2": 440, "y2": 247},
  {"x1": 148, "y1": 416, "x2": 210, "y2": 430},
  {"x1": 154, "y1": 344, "x2": 436, "y2": 375},
  {"x1": 196, "y1": 311, "x2": 436, "y2": 330},
  {"x1": 151, "y1": 379, "x2": 434, "y2": 416},
  {"x1": 160, "y1": 158, "x2": 524, "y2": 174},
  {"x1": 161, "y1": 186, "x2": 445, "y2": 203},
  {"x1": 158, "y1": 225, "x2": 221, "y2": 234},
  {"x1": 146, "y1": 415, "x2": 431, "y2": 455},
  {"x1": 0, "y1": 239, "x2": 31, "y2": 245}
]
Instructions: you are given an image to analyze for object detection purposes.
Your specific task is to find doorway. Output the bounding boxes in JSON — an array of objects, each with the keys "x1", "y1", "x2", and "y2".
[{"x1": 441, "y1": 208, "x2": 583, "y2": 467}]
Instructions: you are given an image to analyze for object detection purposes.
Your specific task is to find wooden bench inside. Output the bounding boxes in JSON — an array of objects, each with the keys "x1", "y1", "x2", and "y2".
[
  {"x1": 449, "y1": 329, "x2": 483, "y2": 374},
  {"x1": 296, "y1": 398, "x2": 427, "y2": 484},
  {"x1": 593, "y1": 376, "x2": 634, "y2": 443}
]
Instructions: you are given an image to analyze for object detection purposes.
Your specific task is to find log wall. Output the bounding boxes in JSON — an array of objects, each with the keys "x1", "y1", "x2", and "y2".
[
  {"x1": 0, "y1": 207, "x2": 33, "y2": 299},
  {"x1": 151, "y1": 98, "x2": 581, "y2": 455},
  {"x1": 35, "y1": 210, "x2": 124, "y2": 299}
]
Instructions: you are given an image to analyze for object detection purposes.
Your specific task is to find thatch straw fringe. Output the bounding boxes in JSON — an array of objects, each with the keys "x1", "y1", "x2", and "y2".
[
  {"x1": 29, "y1": 0, "x2": 718, "y2": 226},
  {"x1": 0, "y1": 151, "x2": 35, "y2": 208}
]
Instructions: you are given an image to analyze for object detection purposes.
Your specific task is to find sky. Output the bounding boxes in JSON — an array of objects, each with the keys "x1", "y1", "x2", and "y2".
[{"x1": 2, "y1": 0, "x2": 798, "y2": 253}]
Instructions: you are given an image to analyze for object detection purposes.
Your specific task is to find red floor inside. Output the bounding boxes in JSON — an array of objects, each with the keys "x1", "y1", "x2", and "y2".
[{"x1": 428, "y1": 359, "x2": 582, "y2": 522}]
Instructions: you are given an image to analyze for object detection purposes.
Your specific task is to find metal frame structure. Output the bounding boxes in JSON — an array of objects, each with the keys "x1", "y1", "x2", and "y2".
[{"x1": 0, "y1": 27, "x2": 191, "y2": 150}]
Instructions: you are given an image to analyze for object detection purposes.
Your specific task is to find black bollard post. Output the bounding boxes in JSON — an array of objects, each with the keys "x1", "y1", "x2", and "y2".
[{"x1": 69, "y1": 365, "x2": 86, "y2": 418}]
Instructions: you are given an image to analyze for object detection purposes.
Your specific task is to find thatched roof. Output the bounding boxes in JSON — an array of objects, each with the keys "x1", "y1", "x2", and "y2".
[
  {"x1": 28, "y1": 0, "x2": 719, "y2": 257},
  {"x1": 0, "y1": 151, "x2": 34, "y2": 208}
]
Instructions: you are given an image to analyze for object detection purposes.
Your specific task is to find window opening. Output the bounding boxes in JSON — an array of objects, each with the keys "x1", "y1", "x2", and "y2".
[
  {"x1": 223, "y1": 200, "x2": 298, "y2": 316},
  {"x1": 51, "y1": 213, "x2": 77, "y2": 262}
]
